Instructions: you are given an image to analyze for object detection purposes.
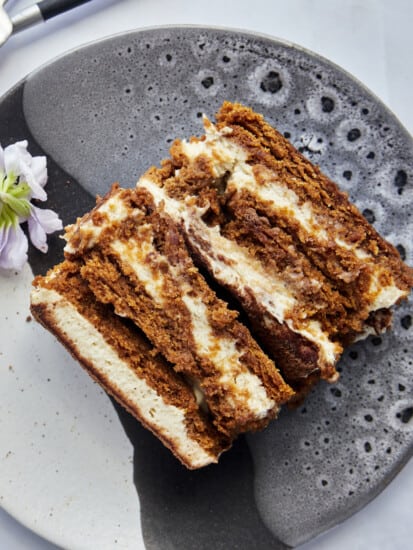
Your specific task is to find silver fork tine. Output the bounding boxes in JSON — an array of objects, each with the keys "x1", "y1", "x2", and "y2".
[{"x1": 0, "y1": 2, "x2": 12, "y2": 47}]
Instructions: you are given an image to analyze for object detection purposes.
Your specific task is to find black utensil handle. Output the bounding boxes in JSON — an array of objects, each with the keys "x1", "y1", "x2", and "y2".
[{"x1": 39, "y1": 0, "x2": 93, "y2": 21}]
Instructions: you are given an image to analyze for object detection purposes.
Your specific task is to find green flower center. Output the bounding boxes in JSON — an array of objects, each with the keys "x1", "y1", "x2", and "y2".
[{"x1": 0, "y1": 171, "x2": 32, "y2": 226}]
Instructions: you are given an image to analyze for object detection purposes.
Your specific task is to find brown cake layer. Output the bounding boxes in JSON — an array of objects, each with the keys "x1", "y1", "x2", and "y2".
[
  {"x1": 64, "y1": 185, "x2": 294, "y2": 437},
  {"x1": 30, "y1": 260, "x2": 231, "y2": 469}
]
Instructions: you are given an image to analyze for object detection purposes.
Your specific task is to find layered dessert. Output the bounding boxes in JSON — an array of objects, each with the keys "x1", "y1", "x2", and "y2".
[{"x1": 30, "y1": 102, "x2": 413, "y2": 467}]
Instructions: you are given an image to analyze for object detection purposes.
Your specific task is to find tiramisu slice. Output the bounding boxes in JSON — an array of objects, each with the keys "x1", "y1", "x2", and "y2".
[
  {"x1": 64, "y1": 185, "x2": 294, "y2": 437},
  {"x1": 137, "y1": 101, "x2": 413, "y2": 393},
  {"x1": 30, "y1": 260, "x2": 231, "y2": 469}
]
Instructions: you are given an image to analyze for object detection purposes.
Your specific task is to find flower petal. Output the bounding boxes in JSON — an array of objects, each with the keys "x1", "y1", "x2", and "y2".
[
  {"x1": 28, "y1": 156, "x2": 48, "y2": 189},
  {"x1": 4, "y1": 141, "x2": 30, "y2": 176},
  {"x1": 28, "y1": 205, "x2": 63, "y2": 252},
  {"x1": 20, "y1": 157, "x2": 48, "y2": 201},
  {"x1": 31, "y1": 205, "x2": 63, "y2": 233},
  {"x1": 3, "y1": 141, "x2": 48, "y2": 201},
  {"x1": 20, "y1": 162, "x2": 48, "y2": 202},
  {"x1": 0, "y1": 223, "x2": 28, "y2": 271},
  {"x1": 28, "y1": 216, "x2": 47, "y2": 252}
]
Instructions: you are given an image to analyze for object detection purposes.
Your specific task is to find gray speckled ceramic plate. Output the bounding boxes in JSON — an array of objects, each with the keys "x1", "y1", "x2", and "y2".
[{"x1": 0, "y1": 26, "x2": 412, "y2": 550}]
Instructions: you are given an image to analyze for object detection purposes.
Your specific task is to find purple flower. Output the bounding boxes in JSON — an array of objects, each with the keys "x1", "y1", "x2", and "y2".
[{"x1": 0, "y1": 141, "x2": 62, "y2": 271}]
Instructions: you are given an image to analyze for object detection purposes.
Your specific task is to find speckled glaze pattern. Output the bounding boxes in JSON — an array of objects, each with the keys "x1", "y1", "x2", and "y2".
[{"x1": 2, "y1": 27, "x2": 412, "y2": 548}]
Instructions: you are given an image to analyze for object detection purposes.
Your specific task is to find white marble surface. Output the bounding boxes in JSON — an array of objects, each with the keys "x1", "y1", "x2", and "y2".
[{"x1": 0, "y1": 0, "x2": 412, "y2": 548}]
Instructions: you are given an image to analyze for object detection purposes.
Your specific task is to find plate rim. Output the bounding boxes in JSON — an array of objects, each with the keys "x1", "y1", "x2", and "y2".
[{"x1": 1, "y1": 23, "x2": 411, "y2": 144}]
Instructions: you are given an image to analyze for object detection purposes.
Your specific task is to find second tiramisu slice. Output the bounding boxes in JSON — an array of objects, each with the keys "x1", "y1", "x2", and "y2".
[{"x1": 64, "y1": 185, "x2": 294, "y2": 438}]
